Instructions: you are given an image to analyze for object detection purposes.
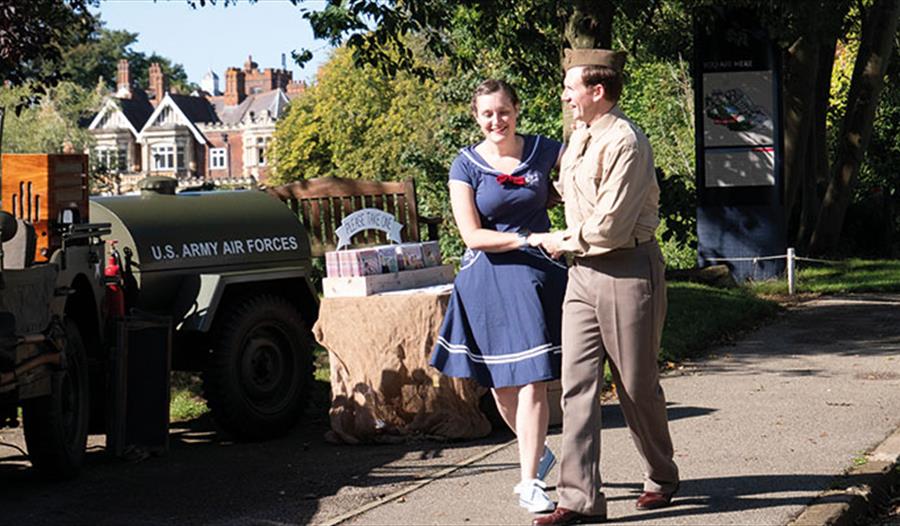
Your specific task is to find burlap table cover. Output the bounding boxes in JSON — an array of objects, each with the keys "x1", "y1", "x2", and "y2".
[{"x1": 313, "y1": 289, "x2": 491, "y2": 443}]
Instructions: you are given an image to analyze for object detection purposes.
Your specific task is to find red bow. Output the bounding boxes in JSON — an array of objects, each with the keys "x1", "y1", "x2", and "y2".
[{"x1": 497, "y1": 173, "x2": 526, "y2": 186}]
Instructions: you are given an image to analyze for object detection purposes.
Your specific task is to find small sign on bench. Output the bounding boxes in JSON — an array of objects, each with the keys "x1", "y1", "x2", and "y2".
[{"x1": 334, "y1": 208, "x2": 404, "y2": 250}]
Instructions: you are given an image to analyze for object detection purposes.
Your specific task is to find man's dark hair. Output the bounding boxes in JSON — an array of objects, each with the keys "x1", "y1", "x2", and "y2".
[
  {"x1": 581, "y1": 66, "x2": 623, "y2": 102},
  {"x1": 470, "y1": 79, "x2": 520, "y2": 115}
]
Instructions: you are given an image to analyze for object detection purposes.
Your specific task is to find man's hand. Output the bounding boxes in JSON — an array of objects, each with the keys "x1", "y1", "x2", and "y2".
[{"x1": 529, "y1": 233, "x2": 564, "y2": 259}]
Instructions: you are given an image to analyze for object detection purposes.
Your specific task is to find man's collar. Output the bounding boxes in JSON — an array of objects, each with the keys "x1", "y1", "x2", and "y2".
[{"x1": 585, "y1": 106, "x2": 623, "y2": 137}]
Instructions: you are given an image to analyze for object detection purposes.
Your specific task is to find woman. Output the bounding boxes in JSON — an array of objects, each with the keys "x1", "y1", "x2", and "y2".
[{"x1": 429, "y1": 79, "x2": 567, "y2": 514}]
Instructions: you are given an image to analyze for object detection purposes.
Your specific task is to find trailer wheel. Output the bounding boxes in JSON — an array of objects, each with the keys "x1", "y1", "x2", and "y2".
[
  {"x1": 203, "y1": 294, "x2": 313, "y2": 440},
  {"x1": 22, "y1": 320, "x2": 90, "y2": 480}
]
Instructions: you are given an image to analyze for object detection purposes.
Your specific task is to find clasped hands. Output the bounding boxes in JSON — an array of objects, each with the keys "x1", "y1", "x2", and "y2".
[{"x1": 527, "y1": 232, "x2": 564, "y2": 259}]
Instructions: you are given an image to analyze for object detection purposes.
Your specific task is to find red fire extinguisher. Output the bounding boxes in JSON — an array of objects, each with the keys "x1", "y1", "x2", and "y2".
[{"x1": 104, "y1": 240, "x2": 125, "y2": 319}]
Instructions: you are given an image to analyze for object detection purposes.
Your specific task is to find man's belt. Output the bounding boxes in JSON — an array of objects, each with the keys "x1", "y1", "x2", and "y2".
[{"x1": 631, "y1": 236, "x2": 655, "y2": 248}]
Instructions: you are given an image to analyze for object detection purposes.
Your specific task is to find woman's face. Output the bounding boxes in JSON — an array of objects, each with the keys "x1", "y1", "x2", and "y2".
[{"x1": 473, "y1": 91, "x2": 519, "y2": 144}]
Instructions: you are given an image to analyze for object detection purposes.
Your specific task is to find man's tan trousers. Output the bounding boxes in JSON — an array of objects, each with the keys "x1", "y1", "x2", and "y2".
[{"x1": 557, "y1": 240, "x2": 679, "y2": 515}]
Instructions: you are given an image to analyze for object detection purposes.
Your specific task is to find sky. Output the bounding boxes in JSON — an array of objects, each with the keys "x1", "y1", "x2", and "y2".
[{"x1": 95, "y1": 0, "x2": 334, "y2": 86}]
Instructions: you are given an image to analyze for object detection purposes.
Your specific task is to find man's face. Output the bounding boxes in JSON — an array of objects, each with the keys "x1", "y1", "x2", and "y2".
[{"x1": 561, "y1": 67, "x2": 601, "y2": 124}]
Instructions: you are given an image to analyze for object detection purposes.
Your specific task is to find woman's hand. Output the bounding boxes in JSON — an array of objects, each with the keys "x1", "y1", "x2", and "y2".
[{"x1": 529, "y1": 232, "x2": 564, "y2": 258}]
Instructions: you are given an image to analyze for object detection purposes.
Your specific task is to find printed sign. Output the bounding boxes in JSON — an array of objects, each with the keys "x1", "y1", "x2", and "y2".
[
  {"x1": 703, "y1": 71, "x2": 775, "y2": 148},
  {"x1": 334, "y1": 208, "x2": 403, "y2": 250},
  {"x1": 148, "y1": 235, "x2": 300, "y2": 261},
  {"x1": 704, "y1": 146, "x2": 775, "y2": 188}
]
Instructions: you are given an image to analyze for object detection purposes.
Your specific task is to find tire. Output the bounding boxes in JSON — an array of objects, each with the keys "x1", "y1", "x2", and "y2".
[
  {"x1": 22, "y1": 320, "x2": 90, "y2": 480},
  {"x1": 203, "y1": 295, "x2": 313, "y2": 440}
]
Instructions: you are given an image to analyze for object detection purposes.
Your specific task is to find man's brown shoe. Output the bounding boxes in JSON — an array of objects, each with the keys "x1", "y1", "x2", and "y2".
[
  {"x1": 531, "y1": 507, "x2": 606, "y2": 526},
  {"x1": 635, "y1": 485, "x2": 678, "y2": 510}
]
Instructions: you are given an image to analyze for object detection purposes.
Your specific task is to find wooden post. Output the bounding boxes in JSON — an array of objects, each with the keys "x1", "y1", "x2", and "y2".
[{"x1": 787, "y1": 247, "x2": 796, "y2": 295}]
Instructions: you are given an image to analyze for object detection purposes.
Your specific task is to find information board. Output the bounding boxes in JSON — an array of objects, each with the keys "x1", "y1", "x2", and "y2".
[{"x1": 694, "y1": 7, "x2": 786, "y2": 281}]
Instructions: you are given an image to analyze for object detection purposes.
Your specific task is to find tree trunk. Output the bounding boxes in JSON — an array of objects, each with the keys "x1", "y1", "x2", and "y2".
[
  {"x1": 782, "y1": 36, "x2": 820, "y2": 241},
  {"x1": 562, "y1": 0, "x2": 614, "y2": 140},
  {"x1": 797, "y1": 38, "x2": 839, "y2": 251},
  {"x1": 808, "y1": 0, "x2": 900, "y2": 255},
  {"x1": 564, "y1": 0, "x2": 613, "y2": 49}
]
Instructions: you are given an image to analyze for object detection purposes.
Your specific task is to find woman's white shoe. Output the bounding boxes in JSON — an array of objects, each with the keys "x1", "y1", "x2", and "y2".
[{"x1": 514, "y1": 479, "x2": 556, "y2": 513}]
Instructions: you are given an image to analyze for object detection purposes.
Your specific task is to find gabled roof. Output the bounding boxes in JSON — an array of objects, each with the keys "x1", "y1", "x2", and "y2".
[
  {"x1": 120, "y1": 96, "x2": 155, "y2": 131},
  {"x1": 169, "y1": 94, "x2": 219, "y2": 124},
  {"x1": 87, "y1": 95, "x2": 154, "y2": 138},
  {"x1": 139, "y1": 93, "x2": 211, "y2": 144}
]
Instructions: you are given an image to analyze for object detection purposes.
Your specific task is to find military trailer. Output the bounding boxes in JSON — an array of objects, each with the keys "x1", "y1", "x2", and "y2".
[
  {"x1": 90, "y1": 178, "x2": 319, "y2": 440},
  {"x1": 1, "y1": 155, "x2": 319, "y2": 478}
]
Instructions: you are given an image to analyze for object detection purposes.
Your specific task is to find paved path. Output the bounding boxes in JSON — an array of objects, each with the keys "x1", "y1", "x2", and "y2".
[
  {"x1": 1, "y1": 294, "x2": 898, "y2": 526},
  {"x1": 340, "y1": 294, "x2": 900, "y2": 525}
]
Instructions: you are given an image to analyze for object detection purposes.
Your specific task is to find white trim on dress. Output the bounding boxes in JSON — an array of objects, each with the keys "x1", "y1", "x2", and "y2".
[
  {"x1": 459, "y1": 250, "x2": 482, "y2": 271},
  {"x1": 436, "y1": 337, "x2": 561, "y2": 365},
  {"x1": 460, "y1": 135, "x2": 543, "y2": 175}
]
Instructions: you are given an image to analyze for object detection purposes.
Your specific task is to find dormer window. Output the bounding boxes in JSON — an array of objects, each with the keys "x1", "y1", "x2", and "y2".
[{"x1": 155, "y1": 106, "x2": 172, "y2": 127}]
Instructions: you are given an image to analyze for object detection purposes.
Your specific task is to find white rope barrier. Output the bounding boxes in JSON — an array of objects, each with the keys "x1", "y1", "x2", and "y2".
[
  {"x1": 703, "y1": 248, "x2": 844, "y2": 295},
  {"x1": 704, "y1": 254, "x2": 788, "y2": 262}
]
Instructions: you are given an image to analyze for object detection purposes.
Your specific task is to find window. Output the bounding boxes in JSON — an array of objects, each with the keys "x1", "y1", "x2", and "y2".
[
  {"x1": 116, "y1": 148, "x2": 127, "y2": 171},
  {"x1": 176, "y1": 144, "x2": 185, "y2": 169},
  {"x1": 154, "y1": 106, "x2": 172, "y2": 126},
  {"x1": 256, "y1": 137, "x2": 269, "y2": 166},
  {"x1": 95, "y1": 147, "x2": 127, "y2": 172},
  {"x1": 95, "y1": 148, "x2": 112, "y2": 170},
  {"x1": 209, "y1": 148, "x2": 226, "y2": 169},
  {"x1": 152, "y1": 144, "x2": 174, "y2": 170}
]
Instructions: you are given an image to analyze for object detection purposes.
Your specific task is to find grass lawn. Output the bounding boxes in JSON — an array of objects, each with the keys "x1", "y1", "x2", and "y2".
[
  {"x1": 169, "y1": 372, "x2": 208, "y2": 422},
  {"x1": 750, "y1": 258, "x2": 900, "y2": 296},
  {"x1": 662, "y1": 281, "x2": 780, "y2": 363}
]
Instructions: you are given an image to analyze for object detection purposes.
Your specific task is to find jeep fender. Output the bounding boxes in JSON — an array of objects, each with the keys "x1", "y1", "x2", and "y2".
[{"x1": 179, "y1": 267, "x2": 318, "y2": 333}]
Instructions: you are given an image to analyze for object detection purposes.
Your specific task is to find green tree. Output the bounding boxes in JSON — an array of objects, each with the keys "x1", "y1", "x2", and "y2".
[
  {"x1": 808, "y1": 0, "x2": 900, "y2": 253},
  {"x1": 271, "y1": 46, "x2": 464, "y2": 252},
  {"x1": 271, "y1": 47, "x2": 448, "y2": 183},
  {"x1": 58, "y1": 26, "x2": 196, "y2": 94},
  {"x1": 0, "y1": 82, "x2": 101, "y2": 154},
  {"x1": 295, "y1": 0, "x2": 900, "y2": 256},
  {"x1": 0, "y1": 0, "x2": 96, "y2": 104}
]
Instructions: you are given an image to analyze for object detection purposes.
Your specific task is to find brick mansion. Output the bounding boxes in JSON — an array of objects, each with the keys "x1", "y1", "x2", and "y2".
[{"x1": 88, "y1": 56, "x2": 306, "y2": 191}]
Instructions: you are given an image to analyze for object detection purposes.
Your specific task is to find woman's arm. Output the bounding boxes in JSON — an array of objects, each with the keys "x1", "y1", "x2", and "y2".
[{"x1": 450, "y1": 181, "x2": 529, "y2": 253}]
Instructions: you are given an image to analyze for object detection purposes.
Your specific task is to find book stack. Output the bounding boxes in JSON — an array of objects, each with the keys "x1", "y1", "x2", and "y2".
[{"x1": 323, "y1": 241, "x2": 452, "y2": 297}]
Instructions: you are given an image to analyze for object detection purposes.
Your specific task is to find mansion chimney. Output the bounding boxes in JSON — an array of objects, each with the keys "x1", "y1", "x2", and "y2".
[
  {"x1": 116, "y1": 59, "x2": 131, "y2": 98},
  {"x1": 148, "y1": 62, "x2": 168, "y2": 103},
  {"x1": 224, "y1": 67, "x2": 246, "y2": 106}
]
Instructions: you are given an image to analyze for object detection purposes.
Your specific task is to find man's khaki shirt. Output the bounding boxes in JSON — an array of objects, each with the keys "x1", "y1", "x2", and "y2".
[{"x1": 551, "y1": 107, "x2": 660, "y2": 257}]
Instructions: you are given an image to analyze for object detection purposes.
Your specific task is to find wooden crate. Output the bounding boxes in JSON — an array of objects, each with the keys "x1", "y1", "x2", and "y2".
[
  {"x1": 322, "y1": 264, "x2": 455, "y2": 297},
  {"x1": 1, "y1": 154, "x2": 88, "y2": 261}
]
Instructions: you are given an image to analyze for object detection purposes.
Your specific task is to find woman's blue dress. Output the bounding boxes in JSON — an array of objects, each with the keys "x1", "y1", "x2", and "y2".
[{"x1": 430, "y1": 134, "x2": 568, "y2": 389}]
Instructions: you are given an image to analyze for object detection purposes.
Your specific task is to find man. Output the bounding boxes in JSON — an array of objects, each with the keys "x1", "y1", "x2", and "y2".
[{"x1": 530, "y1": 48, "x2": 680, "y2": 525}]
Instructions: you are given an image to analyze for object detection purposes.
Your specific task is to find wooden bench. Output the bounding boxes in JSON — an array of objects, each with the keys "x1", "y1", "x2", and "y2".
[{"x1": 265, "y1": 176, "x2": 440, "y2": 257}]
